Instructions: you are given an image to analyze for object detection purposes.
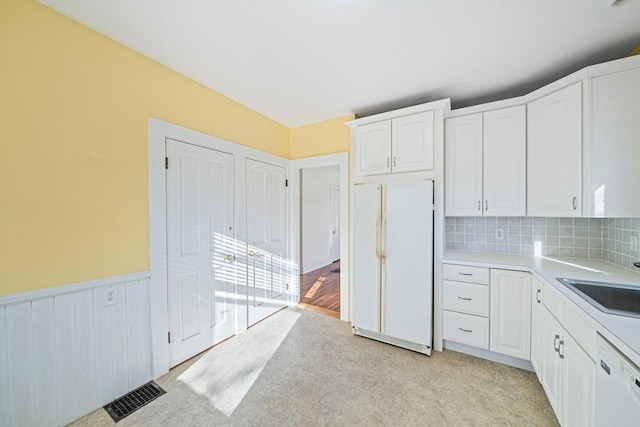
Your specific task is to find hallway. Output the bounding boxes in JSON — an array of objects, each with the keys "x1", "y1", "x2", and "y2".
[{"x1": 297, "y1": 260, "x2": 340, "y2": 319}]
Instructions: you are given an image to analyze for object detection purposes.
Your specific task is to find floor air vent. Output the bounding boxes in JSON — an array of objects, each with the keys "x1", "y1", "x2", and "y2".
[{"x1": 104, "y1": 381, "x2": 166, "y2": 422}]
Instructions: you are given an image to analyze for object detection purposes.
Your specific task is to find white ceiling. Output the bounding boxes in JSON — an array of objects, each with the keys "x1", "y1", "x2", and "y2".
[{"x1": 40, "y1": 0, "x2": 640, "y2": 127}]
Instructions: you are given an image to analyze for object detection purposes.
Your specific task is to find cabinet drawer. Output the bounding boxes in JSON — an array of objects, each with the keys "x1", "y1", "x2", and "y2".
[
  {"x1": 443, "y1": 280, "x2": 489, "y2": 317},
  {"x1": 563, "y1": 302, "x2": 596, "y2": 360},
  {"x1": 443, "y1": 310, "x2": 489, "y2": 349},
  {"x1": 443, "y1": 264, "x2": 490, "y2": 285},
  {"x1": 542, "y1": 281, "x2": 563, "y2": 322}
]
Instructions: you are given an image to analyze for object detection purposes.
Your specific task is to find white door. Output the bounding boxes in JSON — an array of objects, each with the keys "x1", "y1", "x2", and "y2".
[
  {"x1": 528, "y1": 82, "x2": 582, "y2": 216},
  {"x1": 489, "y1": 269, "x2": 531, "y2": 360},
  {"x1": 445, "y1": 114, "x2": 483, "y2": 216},
  {"x1": 166, "y1": 139, "x2": 236, "y2": 367},
  {"x1": 355, "y1": 121, "x2": 392, "y2": 176},
  {"x1": 483, "y1": 106, "x2": 526, "y2": 216},
  {"x1": 352, "y1": 184, "x2": 381, "y2": 333},
  {"x1": 246, "y1": 159, "x2": 288, "y2": 327},
  {"x1": 391, "y1": 111, "x2": 434, "y2": 172},
  {"x1": 330, "y1": 186, "x2": 340, "y2": 262},
  {"x1": 383, "y1": 180, "x2": 434, "y2": 350}
]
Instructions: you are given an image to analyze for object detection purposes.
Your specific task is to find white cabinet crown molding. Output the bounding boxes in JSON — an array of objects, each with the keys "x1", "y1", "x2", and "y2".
[{"x1": 345, "y1": 98, "x2": 451, "y2": 128}]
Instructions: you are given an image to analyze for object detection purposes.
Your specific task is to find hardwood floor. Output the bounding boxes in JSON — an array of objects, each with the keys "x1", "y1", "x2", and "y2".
[{"x1": 298, "y1": 260, "x2": 340, "y2": 319}]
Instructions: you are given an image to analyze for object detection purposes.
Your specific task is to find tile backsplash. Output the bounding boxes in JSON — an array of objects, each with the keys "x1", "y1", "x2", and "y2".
[
  {"x1": 445, "y1": 217, "x2": 640, "y2": 272},
  {"x1": 603, "y1": 218, "x2": 640, "y2": 272}
]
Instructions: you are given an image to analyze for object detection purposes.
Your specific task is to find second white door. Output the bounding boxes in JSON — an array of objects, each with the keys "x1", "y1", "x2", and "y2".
[{"x1": 246, "y1": 159, "x2": 289, "y2": 327}]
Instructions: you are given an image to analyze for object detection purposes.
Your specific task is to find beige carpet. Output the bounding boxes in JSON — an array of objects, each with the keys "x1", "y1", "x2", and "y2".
[{"x1": 71, "y1": 308, "x2": 557, "y2": 426}]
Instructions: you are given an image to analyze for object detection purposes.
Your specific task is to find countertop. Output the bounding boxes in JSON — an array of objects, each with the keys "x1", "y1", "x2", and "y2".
[{"x1": 443, "y1": 250, "x2": 640, "y2": 366}]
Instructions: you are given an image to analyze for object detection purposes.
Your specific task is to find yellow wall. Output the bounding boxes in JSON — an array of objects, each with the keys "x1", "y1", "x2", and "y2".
[
  {"x1": 0, "y1": 1, "x2": 290, "y2": 294},
  {"x1": 289, "y1": 114, "x2": 355, "y2": 159}
]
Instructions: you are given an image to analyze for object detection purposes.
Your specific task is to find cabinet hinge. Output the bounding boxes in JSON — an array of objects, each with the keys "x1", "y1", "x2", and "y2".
[
  {"x1": 168, "y1": 331, "x2": 171, "y2": 344},
  {"x1": 285, "y1": 179, "x2": 288, "y2": 187},
  {"x1": 165, "y1": 157, "x2": 169, "y2": 169}
]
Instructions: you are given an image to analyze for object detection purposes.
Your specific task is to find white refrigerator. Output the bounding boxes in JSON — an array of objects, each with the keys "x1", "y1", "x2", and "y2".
[{"x1": 352, "y1": 179, "x2": 434, "y2": 355}]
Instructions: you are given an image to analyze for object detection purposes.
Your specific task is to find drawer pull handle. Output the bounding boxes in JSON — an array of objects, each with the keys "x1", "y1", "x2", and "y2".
[
  {"x1": 458, "y1": 273, "x2": 473, "y2": 276},
  {"x1": 558, "y1": 340, "x2": 565, "y2": 359},
  {"x1": 459, "y1": 328, "x2": 473, "y2": 333},
  {"x1": 457, "y1": 296, "x2": 472, "y2": 301},
  {"x1": 553, "y1": 334, "x2": 560, "y2": 352},
  {"x1": 536, "y1": 289, "x2": 541, "y2": 303}
]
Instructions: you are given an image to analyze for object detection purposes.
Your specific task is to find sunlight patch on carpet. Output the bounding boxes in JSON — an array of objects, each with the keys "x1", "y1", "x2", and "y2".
[{"x1": 176, "y1": 309, "x2": 300, "y2": 417}]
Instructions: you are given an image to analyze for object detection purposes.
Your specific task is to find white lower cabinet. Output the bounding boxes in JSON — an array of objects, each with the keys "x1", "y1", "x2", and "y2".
[
  {"x1": 443, "y1": 310, "x2": 489, "y2": 349},
  {"x1": 530, "y1": 277, "x2": 543, "y2": 376},
  {"x1": 540, "y1": 305, "x2": 564, "y2": 420},
  {"x1": 539, "y1": 284, "x2": 595, "y2": 427},
  {"x1": 489, "y1": 269, "x2": 531, "y2": 359},
  {"x1": 562, "y1": 333, "x2": 595, "y2": 427}
]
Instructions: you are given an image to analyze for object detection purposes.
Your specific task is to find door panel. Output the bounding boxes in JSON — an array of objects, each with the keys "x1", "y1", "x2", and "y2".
[
  {"x1": 246, "y1": 159, "x2": 288, "y2": 327},
  {"x1": 355, "y1": 121, "x2": 392, "y2": 176},
  {"x1": 167, "y1": 139, "x2": 236, "y2": 367},
  {"x1": 528, "y1": 82, "x2": 582, "y2": 216},
  {"x1": 352, "y1": 184, "x2": 381, "y2": 333},
  {"x1": 489, "y1": 269, "x2": 531, "y2": 359},
  {"x1": 383, "y1": 180, "x2": 434, "y2": 348},
  {"x1": 392, "y1": 111, "x2": 434, "y2": 172},
  {"x1": 445, "y1": 114, "x2": 483, "y2": 216}
]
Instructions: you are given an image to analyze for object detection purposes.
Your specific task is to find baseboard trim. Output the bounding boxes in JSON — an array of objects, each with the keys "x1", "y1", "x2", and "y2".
[
  {"x1": 444, "y1": 340, "x2": 534, "y2": 371},
  {"x1": 0, "y1": 271, "x2": 151, "y2": 307},
  {"x1": 302, "y1": 258, "x2": 334, "y2": 274}
]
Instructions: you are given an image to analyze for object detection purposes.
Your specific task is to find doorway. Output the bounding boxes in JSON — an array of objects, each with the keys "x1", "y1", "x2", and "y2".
[
  {"x1": 298, "y1": 166, "x2": 341, "y2": 318},
  {"x1": 290, "y1": 153, "x2": 349, "y2": 321}
]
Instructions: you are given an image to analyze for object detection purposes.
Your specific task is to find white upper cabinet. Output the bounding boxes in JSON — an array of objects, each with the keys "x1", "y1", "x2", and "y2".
[
  {"x1": 584, "y1": 65, "x2": 640, "y2": 217},
  {"x1": 355, "y1": 121, "x2": 392, "y2": 176},
  {"x1": 354, "y1": 111, "x2": 435, "y2": 177},
  {"x1": 483, "y1": 106, "x2": 526, "y2": 216},
  {"x1": 391, "y1": 111, "x2": 435, "y2": 173},
  {"x1": 445, "y1": 114, "x2": 483, "y2": 216},
  {"x1": 527, "y1": 82, "x2": 582, "y2": 217},
  {"x1": 445, "y1": 106, "x2": 525, "y2": 216}
]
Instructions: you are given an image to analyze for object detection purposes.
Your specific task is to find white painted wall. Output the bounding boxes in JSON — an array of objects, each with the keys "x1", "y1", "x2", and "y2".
[
  {"x1": 0, "y1": 272, "x2": 152, "y2": 427},
  {"x1": 301, "y1": 166, "x2": 340, "y2": 273}
]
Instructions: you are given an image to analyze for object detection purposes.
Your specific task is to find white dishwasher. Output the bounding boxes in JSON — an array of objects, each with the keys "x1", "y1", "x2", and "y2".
[{"x1": 595, "y1": 334, "x2": 640, "y2": 426}]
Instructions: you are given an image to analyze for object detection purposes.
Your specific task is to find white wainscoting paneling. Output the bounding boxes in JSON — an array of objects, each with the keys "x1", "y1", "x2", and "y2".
[{"x1": 0, "y1": 272, "x2": 152, "y2": 427}]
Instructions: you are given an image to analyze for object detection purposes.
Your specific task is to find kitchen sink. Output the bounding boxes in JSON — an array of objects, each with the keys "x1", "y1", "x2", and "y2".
[{"x1": 556, "y1": 278, "x2": 640, "y2": 319}]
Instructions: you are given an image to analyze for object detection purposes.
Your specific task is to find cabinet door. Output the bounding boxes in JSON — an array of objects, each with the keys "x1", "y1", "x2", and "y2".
[
  {"x1": 585, "y1": 67, "x2": 640, "y2": 217},
  {"x1": 352, "y1": 184, "x2": 382, "y2": 332},
  {"x1": 540, "y1": 306, "x2": 563, "y2": 421},
  {"x1": 489, "y1": 269, "x2": 532, "y2": 359},
  {"x1": 391, "y1": 111, "x2": 434, "y2": 173},
  {"x1": 527, "y1": 82, "x2": 582, "y2": 216},
  {"x1": 561, "y1": 333, "x2": 595, "y2": 427},
  {"x1": 530, "y1": 277, "x2": 544, "y2": 378},
  {"x1": 483, "y1": 106, "x2": 526, "y2": 216},
  {"x1": 383, "y1": 180, "x2": 434, "y2": 348},
  {"x1": 355, "y1": 121, "x2": 392, "y2": 176},
  {"x1": 445, "y1": 114, "x2": 483, "y2": 216}
]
